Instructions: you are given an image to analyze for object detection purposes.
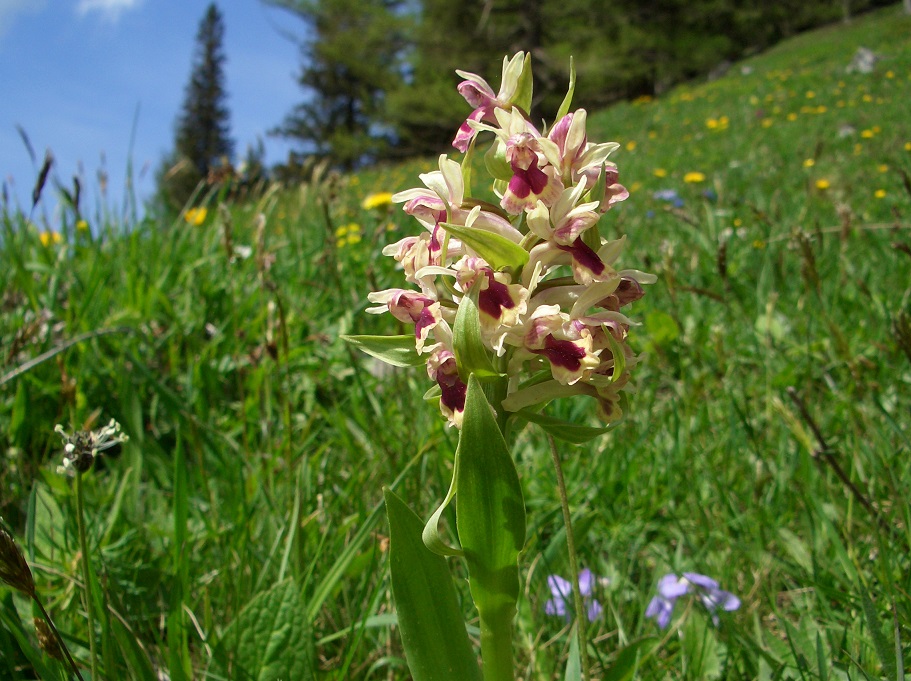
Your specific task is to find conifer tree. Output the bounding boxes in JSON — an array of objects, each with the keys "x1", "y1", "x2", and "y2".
[
  {"x1": 267, "y1": 0, "x2": 406, "y2": 170},
  {"x1": 159, "y1": 3, "x2": 233, "y2": 210}
]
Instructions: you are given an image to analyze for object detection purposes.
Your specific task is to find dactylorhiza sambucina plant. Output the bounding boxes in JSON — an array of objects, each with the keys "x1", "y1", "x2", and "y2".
[{"x1": 344, "y1": 53, "x2": 654, "y2": 681}]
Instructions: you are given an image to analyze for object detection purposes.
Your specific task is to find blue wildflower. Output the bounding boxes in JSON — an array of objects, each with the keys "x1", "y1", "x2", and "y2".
[
  {"x1": 645, "y1": 572, "x2": 740, "y2": 629},
  {"x1": 652, "y1": 188, "x2": 684, "y2": 208},
  {"x1": 545, "y1": 568, "x2": 603, "y2": 622}
]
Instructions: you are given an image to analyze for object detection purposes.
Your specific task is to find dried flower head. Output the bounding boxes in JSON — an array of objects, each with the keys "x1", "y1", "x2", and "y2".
[
  {"x1": 34, "y1": 617, "x2": 64, "y2": 660},
  {"x1": 55, "y1": 419, "x2": 128, "y2": 476},
  {"x1": 0, "y1": 526, "x2": 35, "y2": 598}
]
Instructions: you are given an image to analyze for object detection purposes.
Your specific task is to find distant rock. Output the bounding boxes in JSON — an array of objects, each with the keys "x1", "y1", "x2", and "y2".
[{"x1": 846, "y1": 47, "x2": 878, "y2": 74}]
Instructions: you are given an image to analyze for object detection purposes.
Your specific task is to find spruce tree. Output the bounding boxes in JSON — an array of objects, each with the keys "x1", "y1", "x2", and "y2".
[
  {"x1": 160, "y1": 3, "x2": 233, "y2": 210},
  {"x1": 268, "y1": 0, "x2": 406, "y2": 170}
]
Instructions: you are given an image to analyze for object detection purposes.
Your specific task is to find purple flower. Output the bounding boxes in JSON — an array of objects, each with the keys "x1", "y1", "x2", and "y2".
[
  {"x1": 652, "y1": 188, "x2": 684, "y2": 207},
  {"x1": 645, "y1": 572, "x2": 740, "y2": 629},
  {"x1": 545, "y1": 568, "x2": 603, "y2": 622}
]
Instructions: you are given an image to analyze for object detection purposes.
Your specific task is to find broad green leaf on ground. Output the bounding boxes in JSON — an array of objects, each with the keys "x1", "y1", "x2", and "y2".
[{"x1": 210, "y1": 579, "x2": 314, "y2": 681}]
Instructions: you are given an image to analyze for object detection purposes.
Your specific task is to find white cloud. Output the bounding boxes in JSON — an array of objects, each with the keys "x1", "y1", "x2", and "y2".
[
  {"x1": 75, "y1": 0, "x2": 143, "y2": 23},
  {"x1": 0, "y1": 0, "x2": 47, "y2": 41}
]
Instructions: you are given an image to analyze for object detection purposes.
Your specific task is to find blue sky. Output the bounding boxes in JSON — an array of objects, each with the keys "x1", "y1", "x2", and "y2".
[{"x1": 0, "y1": 0, "x2": 304, "y2": 223}]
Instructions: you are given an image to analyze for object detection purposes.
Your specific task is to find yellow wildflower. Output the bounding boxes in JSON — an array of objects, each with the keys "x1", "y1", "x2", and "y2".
[
  {"x1": 683, "y1": 171, "x2": 706, "y2": 184},
  {"x1": 625, "y1": 140, "x2": 637, "y2": 151},
  {"x1": 39, "y1": 231, "x2": 62, "y2": 247},
  {"x1": 761, "y1": 119, "x2": 774, "y2": 128},
  {"x1": 877, "y1": 164, "x2": 888, "y2": 173},
  {"x1": 76, "y1": 219, "x2": 89, "y2": 232},
  {"x1": 653, "y1": 168, "x2": 668, "y2": 178},
  {"x1": 815, "y1": 179, "x2": 830, "y2": 190},
  {"x1": 905, "y1": 142, "x2": 911, "y2": 151},
  {"x1": 787, "y1": 113, "x2": 798, "y2": 121},
  {"x1": 874, "y1": 189, "x2": 886, "y2": 199},
  {"x1": 860, "y1": 129, "x2": 874, "y2": 139},
  {"x1": 803, "y1": 159, "x2": 815, "y2": 168},
  {"x1": 362, "y1": 192, "x2": 394, "y2": 210},
  {"x1": 185, "y1": 207, "x2": 207, "y2": 225}
]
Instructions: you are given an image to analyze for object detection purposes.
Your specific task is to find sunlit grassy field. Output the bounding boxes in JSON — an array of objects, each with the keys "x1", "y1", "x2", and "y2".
[{"x1": 2, "y1": 5, "x2": 910, "y2": 679}]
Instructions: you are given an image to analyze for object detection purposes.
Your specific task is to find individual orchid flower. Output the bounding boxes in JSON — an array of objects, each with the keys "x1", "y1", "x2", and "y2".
[
  {"x1": 393, "y1": 154, "x2": 523, "y2": 244},
  {"x1": 548, "y1": 110, "x2": 590, "y2": 181},
  {"x1": 545, "y1": 568, "x2": 602, "y2": 622},
  {"x1": 453, "y1": 256, "x2": 529, "y2": 355},
  {"x1": 645, "y1": 573, "x2": 741, "y2": 629},
  {"x1": 426, "y1": 347, "x2": 467, "y2": 427},
  {"x1": 366, "y1": 289, "x2": 447, "y2": 354},
  {"x1": 525, "y1": 194, "x2": 616, "y2": 287},
  {"x1": 469, "y1": 108, "x2": 563, "y2": 214},
  {"x1": 506, "y1": 304, "x2": 602, "y2": 386},
  {"x1": 452, "y1": 52, "x2": 528, "y2": 152}
]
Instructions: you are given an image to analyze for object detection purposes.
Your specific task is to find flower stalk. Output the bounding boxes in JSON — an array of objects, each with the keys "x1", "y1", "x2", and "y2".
[
  {"x1": 75, "y1": 471, "x2": 99, "y2": 680},
  {"x1": 548, "y1": 435, "x2": 591, "y2": 681}
]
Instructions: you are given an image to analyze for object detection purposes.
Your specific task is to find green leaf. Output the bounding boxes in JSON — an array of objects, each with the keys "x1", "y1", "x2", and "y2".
[
  {"x1": 605, "y1": 331, "x2": 627, "y2": 382},
  {"x1": 859, "y1": 584, "x2": 897, "y2": 679},
  {"x1": 516, "y1": 409, "x2": 617, "y2": 444},
  {"x1": 210, "y1": 579, "x2": 315, "y2": 681},
  {"x1": 485, "y1": 141, "x2": 512, "y2": 182},
  {"x1": 439, "y1": 222, "x2": 529, "y2": 273},
  {"x1": 341, "y1": 334, "x2": 424, "y2": 368},
  {"x1": 554, "y1": 56, "x2": 577, "y2": 123},
  {"x1": 682, "y1": 615, "x2": 722, "y2": 680},
  {"x1": 602, "y1": 637, "x2": 659, "y2": 681},
  {"x1": 456, "y1": 376, "x2": 526, "y2": 619},
  {"x1": 452, "y1": 281, "x2": 499, "y2": 379},
  {"x1": 384, "y1": 489, "x2": 483, "y2": 681},
  {"x1": 564, "y1": 626, "x2": 581, "y2": 681},
  {"x1": 512, "y1": 53, "x2": 534, "y2": 113},
  {"x1": 421, "y1": 456, "x2": 463, "y2": 557}
]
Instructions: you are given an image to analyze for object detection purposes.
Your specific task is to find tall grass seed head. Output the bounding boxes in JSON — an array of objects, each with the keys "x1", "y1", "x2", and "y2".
[
  {"x1": 0, "y1": 526, "x2": 35, "y2": 598},
  {"x1": 34, "y1": 618, "x2": 64, "y2": 660}
]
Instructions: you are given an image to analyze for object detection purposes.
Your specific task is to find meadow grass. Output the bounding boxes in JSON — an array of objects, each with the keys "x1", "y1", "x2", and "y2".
[{"x1": 1, "y1": 5, "x2": 910, "y2": 679}]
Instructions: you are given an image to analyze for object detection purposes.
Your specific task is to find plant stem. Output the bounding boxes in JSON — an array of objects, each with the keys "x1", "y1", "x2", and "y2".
[
  {"x1": 33, "y1": 596, "x2": 86, "y2": 681},
  {"x1": 75, "y1": 472, "x2": 99, "y2": 680},
  {"x1": 479, "y1": 609, "x2": 515, "y2": 681},
  {"x1": 548, "y1": 435, "x2": 591, "y2": 681}
]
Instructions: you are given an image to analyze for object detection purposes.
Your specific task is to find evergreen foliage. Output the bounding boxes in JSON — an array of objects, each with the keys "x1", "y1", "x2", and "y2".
[
  {"x1": 273, "y1": 0, "x2": 897, "y2": 169},
  {"x1": 159, "y1": 3, "x2": 234, "y2": 210},
  {"x1": 267, "y1": 0, "x2": 409, "y2": 170}
]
